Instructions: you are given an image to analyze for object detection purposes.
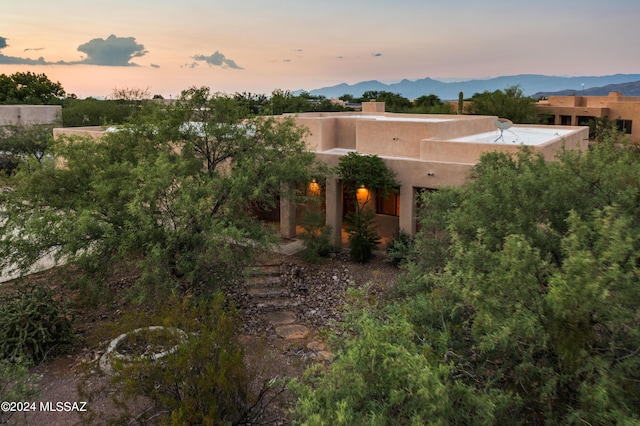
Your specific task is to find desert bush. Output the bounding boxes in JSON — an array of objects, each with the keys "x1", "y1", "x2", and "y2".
[
  {"x1": 300, "y1": 209, "x2": 333, "y2": 263},
  {"x1": 385, "y1": 230, "x2": 413, "y2": 266},
  {"x1": 0, "y1": 360, "x2": 40, "y2": 425},
  {"x1": 290, "y1": 306, "x2": 494, "y2": 425},
  {"x1": 106, "y1": 293, "x2": 285, "y2": 425},
  {"x1": 345, "y1": 209, "x2": 380, "y2": 263},
  {"x1": 0, "y1": 285, "x2": 74, "y2": 364}
]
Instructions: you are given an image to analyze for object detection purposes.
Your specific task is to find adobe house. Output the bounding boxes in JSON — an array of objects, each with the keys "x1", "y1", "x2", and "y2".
[
  {"x1": 53, "y1": 102, "x2": 589, "y2": 247},
  {"x1": 280, "y1": 101, "x2": 588, "y2": 247},
  {"x1": 536, "y1": 92, "x2": 640, "y2": 143}
]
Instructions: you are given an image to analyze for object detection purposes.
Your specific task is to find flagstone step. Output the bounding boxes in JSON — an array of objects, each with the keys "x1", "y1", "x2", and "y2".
[
  {"x1": 244, "y1": 265, "x2": 281, "y2": 277},
  {"x1": 275, "y1": 323, "x2": 310, "y2": 340},
  {"x1": 246, "y1": 287, "x2": 290, "y2": 298},
  {"x1": 244, "y1": 276, "x2": 282, "y2": 287},
  {"x1": 255, "y1": 298, "x2": 300, "y2": 310},
  {"x1": 264, "y1": 310, "x2": 297, "y2": 326}
]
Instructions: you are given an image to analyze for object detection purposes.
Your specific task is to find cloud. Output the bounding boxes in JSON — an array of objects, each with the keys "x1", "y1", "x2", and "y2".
[
  {"x1": 0, "y1": 35, "x2": 48, "y2": 65},
  {"x1": 24, "y1": 47, "x2": 45, "y2": 52},
  {"x1": 150, "y1": 63, "x2": 160, "y2": 68},
  {"x1": 192, "y1": 51, "x2": 243, "y2": 69},
  {"x1": 0, "y1": 34, "x2": 152, "y2": 67},
  {"x1": 283, "y1": 59, "x2": 292, "y2": 63},
  {"x1": 75, "y1": 34, "x2": 147, "y2": 66},
  {"x1": 372, "y1": 53, "x2": 382, "y2": 57}
]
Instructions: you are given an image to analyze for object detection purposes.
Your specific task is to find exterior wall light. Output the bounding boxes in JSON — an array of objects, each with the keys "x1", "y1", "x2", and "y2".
[
  {"x1": 309, "y1": 178, "x2": 320, "y2": 196},
  {"x1": 356, "y1": 185, "x2": 369, "y2": 205}
]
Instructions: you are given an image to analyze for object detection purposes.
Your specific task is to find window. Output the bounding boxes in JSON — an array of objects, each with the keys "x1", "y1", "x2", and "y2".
[
  {"x1": 616, "y1": 119, "x2": 633, "y2": 134},
  {"x1": 577, "y1": 116, "x2": 595, "y2": 126},
  {"x1": 376, "y1": 189, "x2": 400, "y2": 216}
]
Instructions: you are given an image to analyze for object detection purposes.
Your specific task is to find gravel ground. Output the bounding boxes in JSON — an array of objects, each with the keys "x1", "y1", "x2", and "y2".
[{"x1": 227, "y1": 248, "x2": 400, "y2": 336}]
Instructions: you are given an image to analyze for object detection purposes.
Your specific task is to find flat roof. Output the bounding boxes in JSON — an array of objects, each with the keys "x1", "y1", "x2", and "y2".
[
  {"x1": 342, "y1": 115, "x2": 455, "y2": 123},
  {"x1": 450, "y1": 126, "x2": 574, "y2": 146},
  {"x1": 322, "y1": 148, "x2": 355, "y2": 155}
]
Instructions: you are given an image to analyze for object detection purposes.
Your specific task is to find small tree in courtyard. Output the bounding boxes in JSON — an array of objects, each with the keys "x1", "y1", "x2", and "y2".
[{"x1": 337, "y1": 152, "x2": 398, "y2": 262}]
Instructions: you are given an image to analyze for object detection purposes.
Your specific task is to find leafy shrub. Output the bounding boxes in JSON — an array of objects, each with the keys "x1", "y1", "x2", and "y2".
[
  {"x1": 0, "y1": 285, "x2": 74, "y2": 364},
  {"x1": 300, "y1": 209, "x2": 334, "y2": 263},
  {"x1": 0, "y1": 360, "x2": 40, "y2": 425},
  {"x1": 290, "y1": 307, "x2": 494, "y2": 425},
  {"x1": 346, "y1": 209, "x2": 380, "y2": 263},
  {"x1": 106, "y1": 293, "x2": 285, "y2": 425},
  {"x1": 385, "y1": 230, "x2": 413, "y2": 266}
]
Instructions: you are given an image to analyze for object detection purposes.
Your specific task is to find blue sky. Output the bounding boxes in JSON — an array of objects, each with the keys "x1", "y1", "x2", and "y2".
[{"x1": 2, "y1": 0, "x2": 639, "y2": 98}]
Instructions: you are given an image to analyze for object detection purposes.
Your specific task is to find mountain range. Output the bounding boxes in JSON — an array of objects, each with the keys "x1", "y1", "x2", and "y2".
[{"x1": 299, "y1": 74, "x2": 640, "y2": 100}]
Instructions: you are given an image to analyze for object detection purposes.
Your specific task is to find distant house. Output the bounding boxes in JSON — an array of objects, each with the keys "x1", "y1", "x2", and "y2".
[
  {"x1": 536, "y1": 92, "x2": 640, "y2": 143},
  {"x1": 54, "y1": 102, "x2": 589, "y2": 246},
  {"x1": 0, "y1": 105, "x2": 62, "y2": 126}
]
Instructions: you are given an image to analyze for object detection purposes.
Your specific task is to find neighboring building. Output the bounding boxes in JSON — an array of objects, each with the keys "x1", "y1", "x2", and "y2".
[
  {"x1": 53, "y1": 101, "x2": 589, "y2": 247},
  {"x1": 536, "y1": 92, "x2": 640, "y2": 142},
  {"x1": 0, "y1": 105, "x2": 62, "y2": 126}
]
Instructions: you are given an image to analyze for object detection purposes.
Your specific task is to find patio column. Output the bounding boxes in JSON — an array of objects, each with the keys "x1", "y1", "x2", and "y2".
[
  {"x1": 399, "y1": 185, "x2": 416, "y2": 236},
  {"x1": 280, "y1": 182, "x2": 296, "y2": 239},
  {"x1": 325, "y1": 177, "x2": 343, "y2": 248}
]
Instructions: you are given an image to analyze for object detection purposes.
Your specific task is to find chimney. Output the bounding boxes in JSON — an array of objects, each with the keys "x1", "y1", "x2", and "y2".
[{"x1": 362, "y1": 101, "x2": 385, "y2": 113}]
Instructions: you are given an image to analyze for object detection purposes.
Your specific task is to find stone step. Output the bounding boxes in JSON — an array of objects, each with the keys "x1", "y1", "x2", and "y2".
[
  {"x1": 275, "y1": 324, "x2": 310, "y2": 340},
  {"x1": 244, "y1": 265, "x2": 281, "y2": 277},
  {"x1": 264, "y1": 310, "x2": 297, "y2": 326},
  {"x1": 244, "y1": 276, "x2": 282, "y2": 287},
  {"x1": 255, "y1": 298, "x2": 300, "y2": 311},
  {"x1": 246, "y1": 287, "x2": 290, "y2": 298}
]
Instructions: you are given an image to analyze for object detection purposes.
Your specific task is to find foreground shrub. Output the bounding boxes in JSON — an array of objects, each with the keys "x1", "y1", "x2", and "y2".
[
  {"x1": 385, "y1": 229, "x2": 413, "y2": 266},
  {"x1": 0, "y1": 285, "x2": 74, "y2": 364},
  {"x1": 300, "y1": 209, "x2": 334, "y2": 263},
  {"x1": 0, "y1": 360, "x2": 40, "y2": 425},
  {"x1": 290, "y1": 306, "x2": 495, "y2": 425},
  {"x1": 106, "y1": 293, "x2": 285, "y2": 425},
  {"x1": 346, "y1": 209, "x2": 380, "y2": 263}
]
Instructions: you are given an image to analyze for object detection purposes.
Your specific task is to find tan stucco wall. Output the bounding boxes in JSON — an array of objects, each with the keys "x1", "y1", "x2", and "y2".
[
  {"x1": 0, "y1": 105, "x2": 62, "y2": 126},
  {"x1": 53, "y1": 126, "x2": 106, "y2": 140}
]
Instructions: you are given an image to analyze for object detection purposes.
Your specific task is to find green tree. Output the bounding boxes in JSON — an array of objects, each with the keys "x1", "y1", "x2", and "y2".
[
  {"x1": 359, "y1": 90, "x2": 413, "y2": 112},
  {"x1": 465, "y1": 85, "x2": 537, "y2": 123},
  {"x1": 0, "y1": 123, "x2": 54, "y2": 175},
  {"x1": 0, "y1": 72, "x2": 65, "y2": 105},
  {"x1": 61, "y1": 97, "x2": 137, "y2": 127},
  {"x1": 337, "y1": 152, "x2": 398, "y2": 262},
  {"x1": 0, "y1": 87, "x2": 318, "y2": 295},
  {"x1": 399, "y1": 139, "x2": 640, "y2": 423},
  {"x1": 298, "y1": 138, "x2": 640, "y2": 424},
  {"x1": 268, "y1": 90, "x2": 348, "y2": 115}
]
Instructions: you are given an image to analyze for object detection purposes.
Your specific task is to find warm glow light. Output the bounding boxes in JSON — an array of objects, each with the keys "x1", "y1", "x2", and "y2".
[
  {"x1": 356, "y1": 187, "x2": 369, "y2": 205},
  {"x1": 309, "y1": 180, "x2": 320, "y2": 196}
]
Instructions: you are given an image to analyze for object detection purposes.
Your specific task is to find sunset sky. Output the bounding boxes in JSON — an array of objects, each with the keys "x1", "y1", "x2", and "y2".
[{"x1": 3, "y1": 0, "x2": 640, "y2": 99}]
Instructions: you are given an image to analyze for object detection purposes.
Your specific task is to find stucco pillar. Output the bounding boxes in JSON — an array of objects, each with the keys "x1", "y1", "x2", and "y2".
[
  {"x1": 280, "y1": 182, "x2": 296, "y2": 239},
  {"x1": 399, "y1": 185, "x2": 416, "y2": 236},
  {"x1": 325, "y1": 177, "x2": 343, "y2": 248}
]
